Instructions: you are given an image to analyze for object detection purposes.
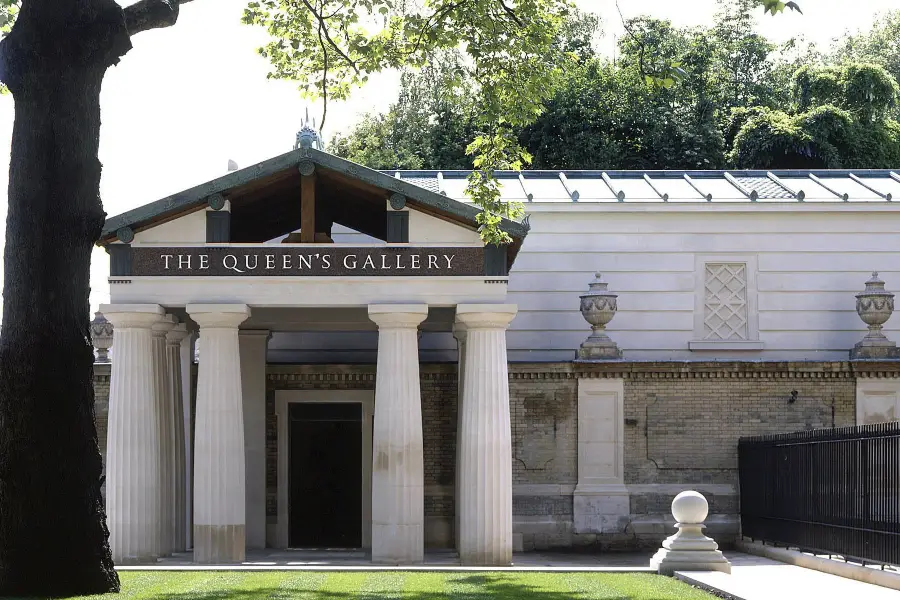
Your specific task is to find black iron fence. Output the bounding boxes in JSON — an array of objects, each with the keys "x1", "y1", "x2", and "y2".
[{"x1": 738, "y1": 421, "x2": 900, "y2": 567}]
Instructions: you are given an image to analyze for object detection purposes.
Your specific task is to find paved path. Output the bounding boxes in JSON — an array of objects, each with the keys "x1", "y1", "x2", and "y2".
[{"x1": 677, "y1": 553, "x2": 900, "y2": 600}]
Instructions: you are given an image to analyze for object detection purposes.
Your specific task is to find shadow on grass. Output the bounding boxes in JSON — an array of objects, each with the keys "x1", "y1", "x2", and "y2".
[{"x1": 98, "y1": 573, "x2": 702, "y2": 600}]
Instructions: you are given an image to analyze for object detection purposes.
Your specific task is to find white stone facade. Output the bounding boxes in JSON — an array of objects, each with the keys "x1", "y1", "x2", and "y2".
[{"x1": 95, "y1": 156, "x2": 900, "y2": 564}]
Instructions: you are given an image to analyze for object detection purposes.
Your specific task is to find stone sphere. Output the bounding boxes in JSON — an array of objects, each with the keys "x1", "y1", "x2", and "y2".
[{"x1": 671, "y1": 491, "x2": 708, "y2": 524}]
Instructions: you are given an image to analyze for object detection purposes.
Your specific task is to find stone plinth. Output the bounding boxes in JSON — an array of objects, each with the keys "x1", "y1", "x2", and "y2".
[
  {"x1": 101, "y1": 304, "x2": 164, "y2": 564},
  {"x1": 188, "y1": 304, "x2": 251, "y2": 564},
  {"x1": 368, "y1": 304, "x2": 428, "y2": 564},
  {"x1": 650, "y1": 491, "x2": 731, "y2": 576},
  {"x1": 456, "y1": 304, "x2": 517, "y2": 566}
]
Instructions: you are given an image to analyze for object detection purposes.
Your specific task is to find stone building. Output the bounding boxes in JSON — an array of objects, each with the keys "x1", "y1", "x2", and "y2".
[{"x1": 91, "y1": 135, "x2": 900, "y2": 565}]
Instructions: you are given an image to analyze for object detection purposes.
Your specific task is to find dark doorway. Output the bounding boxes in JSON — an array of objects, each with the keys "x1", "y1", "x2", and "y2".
[{"x1": 288, "y1": 402, "x2": 363, "y2": 548}]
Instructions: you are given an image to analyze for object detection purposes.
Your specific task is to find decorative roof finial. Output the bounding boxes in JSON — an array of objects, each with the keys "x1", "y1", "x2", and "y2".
[{"x1": 295, "y1": 107, "x2": 324, "y2": 151}]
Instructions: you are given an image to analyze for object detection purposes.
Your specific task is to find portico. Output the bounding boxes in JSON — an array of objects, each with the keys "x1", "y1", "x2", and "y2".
[{"x1": 98, "y1": 142, "x2": 527, "y2": 565}]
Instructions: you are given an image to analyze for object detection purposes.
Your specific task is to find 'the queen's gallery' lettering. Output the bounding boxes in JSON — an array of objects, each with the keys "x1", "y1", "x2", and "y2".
[{"x1": 130, "y1": 247, "x2": 484, "y2": 277}]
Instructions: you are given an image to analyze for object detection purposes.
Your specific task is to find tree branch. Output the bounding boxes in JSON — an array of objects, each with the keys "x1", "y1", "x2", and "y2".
[
  {"x1": 300, "y1": 0, "x2": 359, "y2": 75},
  {"x1": 123, "y1": 0, "x2": 195, "y2": 36},
  {"x1": 497, "y1": 0, "x2": 522, "y2": 27}
]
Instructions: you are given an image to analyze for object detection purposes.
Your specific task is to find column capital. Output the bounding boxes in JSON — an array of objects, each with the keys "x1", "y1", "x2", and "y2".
[
  {"x1": 368, "y1": 304, "x2": 428, "y2": 329},
  {"x1": 151, "y1": 314, "x2": 177, "y2": 337},
  {"x1": 452, "y1": 322, "x2": 467, "y2": 342},
  {"x1": 187, "y1": 304, "x2": 250, "y2": 328},
  {"x1": 99, "y1": 304, "x2": 164, "y2": 328},
  {"x1": 456, "y1": 304, "x2": 518, "y2": 329},
  {"x1": 166, "y1": 323, "x2": 191, "y2": 345}
]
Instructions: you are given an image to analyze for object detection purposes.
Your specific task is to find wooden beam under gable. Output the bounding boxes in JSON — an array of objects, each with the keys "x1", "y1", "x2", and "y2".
[{"x1": 300, "y1": 172, "x2": 316, "y2": 243}]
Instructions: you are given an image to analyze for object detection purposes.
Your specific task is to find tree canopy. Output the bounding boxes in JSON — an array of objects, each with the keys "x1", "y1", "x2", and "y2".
[{"x1": 331, "y1": 1, "x2": 900, "y2": 177}]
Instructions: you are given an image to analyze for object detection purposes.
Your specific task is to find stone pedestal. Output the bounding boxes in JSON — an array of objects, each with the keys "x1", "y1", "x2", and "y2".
[
  {"x1": 187, "y1": 304, "x2": 251, "y2": 563},
  {"x1": 456, "y1": 304, "x2": 517, "y2": 566},
  {"x1": 368, "y1": 304, "x2": 428, "y2": 564},
  {"x1": 152, "y1": 315, "x2": 177, "y2": 556},
  {"x1": 166, "y1": 324, "x2": 190, "y2": 552},
  {"x1": 101, "y1": 304, "x2": 164, "y2": 564},
  {"x1": 650, "y1": 491, "x2": 731, "y2": 575}
]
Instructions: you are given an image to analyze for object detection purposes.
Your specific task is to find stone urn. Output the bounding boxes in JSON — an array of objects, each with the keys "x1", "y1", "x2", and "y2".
[
  {"x1": 852, "y1": 272, "x2": 899, "y2": 359},
  {"x1": 577, "y1": 273, "x2": 623, "y2": 360},
  {"x1": 90, "y1": 311, "x2": 114, "y2": 363}
]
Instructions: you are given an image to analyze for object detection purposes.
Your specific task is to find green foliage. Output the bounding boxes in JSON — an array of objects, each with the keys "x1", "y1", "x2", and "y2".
[
  {"x1": 757, "y1": 0, "x2": 802, "y2": 15},
  {"x1": 794, "y1": 63, "x2": 898, "y2": 120},
  {"x1": 244, "y1": 0, "x2": 575, "y2": 245},
  {"x1": 522, "y1": 59, "x2": 725, "y2": 170},
  {"x1": 329, "y1": 51, "x2": 475, "y2": 170},
  {"x1": 730, "y1": 101, "x2": 900, "y2": 170},
  {"x1": 728, "y1": 108, "x2": 819, "y2": 168},
  {"x1": 830, "y1": 10, "x2": 900, "y2": 97}
]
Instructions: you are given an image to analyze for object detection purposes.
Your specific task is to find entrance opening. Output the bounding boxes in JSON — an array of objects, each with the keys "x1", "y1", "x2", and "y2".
[{"x1": 288, "y1": 402, "x2": 363, "y2": 548}]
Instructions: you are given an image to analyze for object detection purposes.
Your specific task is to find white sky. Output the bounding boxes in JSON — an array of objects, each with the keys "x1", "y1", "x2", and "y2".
[{"x1": 0, "y1": 0, "x2": 895, "y2": 313}]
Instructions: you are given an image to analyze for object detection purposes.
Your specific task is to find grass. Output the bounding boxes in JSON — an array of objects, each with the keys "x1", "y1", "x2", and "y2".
[{"x1": 56, "y1": 572, "x2": 718, "y2": 600}]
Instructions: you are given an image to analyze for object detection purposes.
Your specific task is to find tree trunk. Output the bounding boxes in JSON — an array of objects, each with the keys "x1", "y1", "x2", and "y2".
[{"x1": 0, "y1": 0, "x2": 136, "y2": 594}]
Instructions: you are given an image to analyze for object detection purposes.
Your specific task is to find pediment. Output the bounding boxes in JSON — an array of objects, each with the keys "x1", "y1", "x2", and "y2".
[{"x1": 99, "y1": 148, "x2": 528, "y2": 268}]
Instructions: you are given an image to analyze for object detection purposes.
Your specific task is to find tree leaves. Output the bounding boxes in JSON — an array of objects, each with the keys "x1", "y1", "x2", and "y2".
[
  {"x1": 244, "y1": 0, "x2": 574, "y2": 244},
  {"x1": 758, "y1": 0, "x2": 802, "y2": 16}
]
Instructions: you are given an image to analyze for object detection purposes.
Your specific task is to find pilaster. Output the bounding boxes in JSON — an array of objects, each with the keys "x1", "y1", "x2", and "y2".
[
  {"x1": 100, "y1": 304, "x2": 164, "y2": 564},
  {"x1": 368, "y1": 304, "x2": 428, "y2": 564},
  {"x1": 152, "y1": 315, "x2": 177, "y2": 556},
  {"x1": 455, "y1": 304, "x2": 517, "y2": 566},
  {"x1": 573, "y1": 377, "x2": 630, "y2": 534},
  {"x1": 166, "y1": 324, "x2": 190, "y2": 552},
  {"x1": 239, "y1": 329, "x2": 271, "y2": 550},
  {"x1": 187, "y1": 304, "x2": 251, "y2": 563},
  {"x1": 452, "y1": 322, "x2": 467, "y2": 552}
]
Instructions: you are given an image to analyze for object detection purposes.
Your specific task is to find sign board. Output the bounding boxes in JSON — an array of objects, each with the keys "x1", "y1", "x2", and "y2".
[{"x1": 131, "y1": 246, "x2": 487, "y2": 277}]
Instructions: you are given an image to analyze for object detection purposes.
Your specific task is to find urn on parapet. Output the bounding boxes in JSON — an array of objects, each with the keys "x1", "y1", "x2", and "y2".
[
  {"x1": 577, "y1": 273, "x2": 623, "y2": 360},
  {"x1": 852, "y1": 272, "x2": 900, "y2": 359},
  {"x1": 90, "y1": 311, "x2": 114, "y2": 363}
]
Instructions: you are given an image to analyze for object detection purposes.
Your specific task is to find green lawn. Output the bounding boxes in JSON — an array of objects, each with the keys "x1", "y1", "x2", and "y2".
[{"x1": 59, "y1": 572, "x2": 717, "y2": 600}]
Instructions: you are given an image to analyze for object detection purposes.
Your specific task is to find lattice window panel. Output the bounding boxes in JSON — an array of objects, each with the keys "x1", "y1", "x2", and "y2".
[{"x1": 703, "y1": 263, "x2": 749, "y2": 340}]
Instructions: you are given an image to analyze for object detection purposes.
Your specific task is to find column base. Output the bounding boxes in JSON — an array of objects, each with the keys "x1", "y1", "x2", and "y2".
[
  {"x1": 460, "y1": 553, "x2": 512, "y2": 567},
  {"x1": 193, "y1": 525, "x2": 246, "y2": 564},
  {"x1": 372, "y1": 524, "x2": 424, "y2": 565}
]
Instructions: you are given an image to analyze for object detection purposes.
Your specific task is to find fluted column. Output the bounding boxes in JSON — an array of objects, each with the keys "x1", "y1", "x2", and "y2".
[
  {"x1": 187, "y1": 304, "x2": 251, "y2": 563},
  {"x1": 152, "y1": 315, "x2": 176, "y2": 557},
  {"x1": 368, "y1": 304, "x2": 428, "y2": 564},
  {"x1": 166, "y1": 324, "x2": 190, "y2": 553},
  {"x1": 456, "y1": 304, "x2": 518, "y2": 566},
  {"x1": 452, "y1": 322, "x2": 467, "y2": 552},
  {"x1": 100, "y1": 304, "x2": 164, "y2": 564}
]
